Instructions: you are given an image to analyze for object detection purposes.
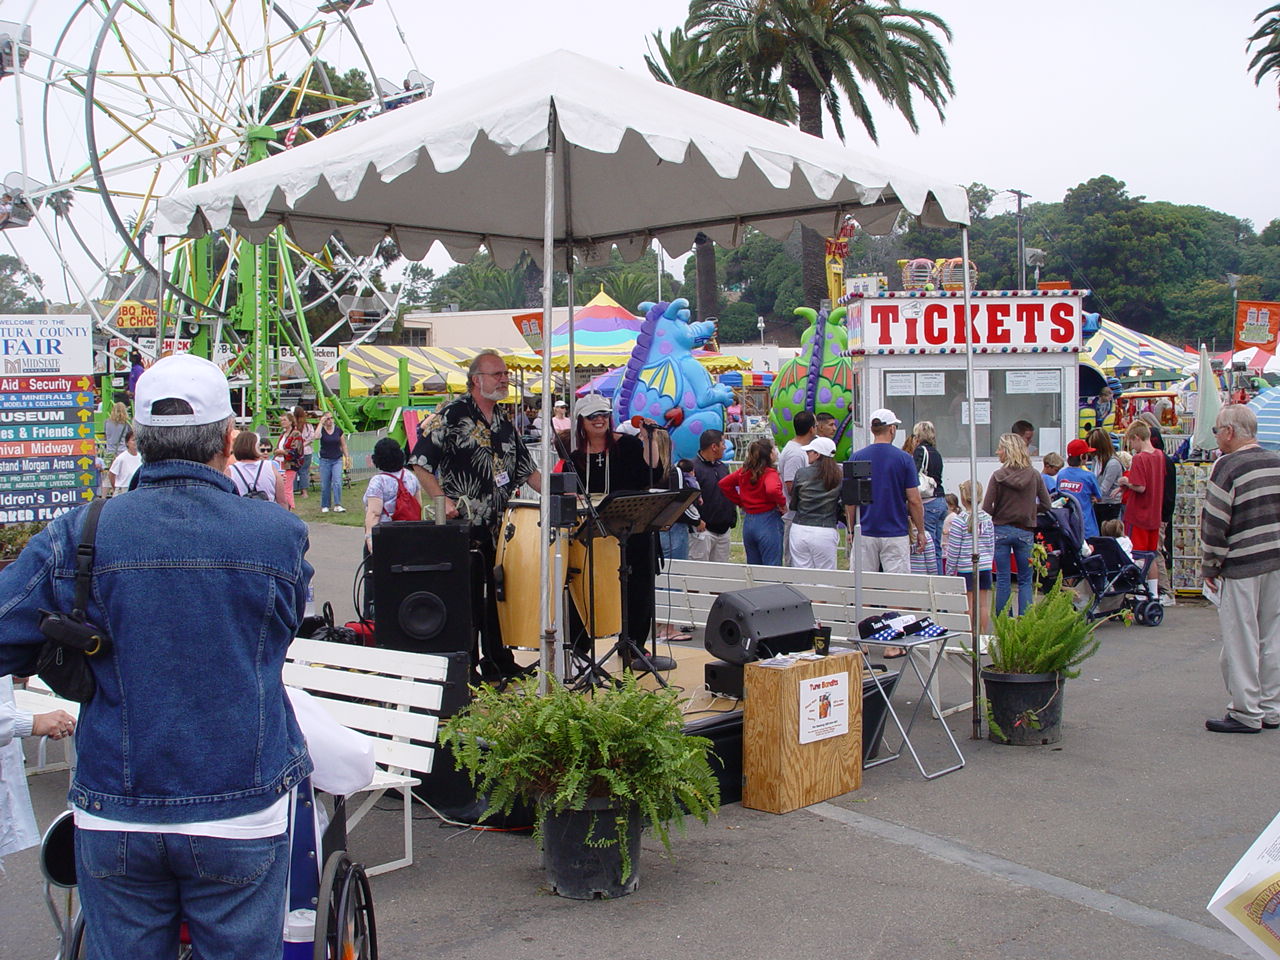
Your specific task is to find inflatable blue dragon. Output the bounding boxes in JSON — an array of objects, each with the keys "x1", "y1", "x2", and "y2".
[{"x1": 613, "y1": 298, "x2": 734, "y2": 461}]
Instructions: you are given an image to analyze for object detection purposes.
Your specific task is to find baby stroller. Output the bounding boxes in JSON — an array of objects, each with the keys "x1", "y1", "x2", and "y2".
[
  {"x1": 1036, "y1": 503, "x2": 1163, "y2": 627},
  {"x1": 1082, "y1": 536, "x2": 1163, "y2": 627},
  {"x1": 38, "y1": 779, "x2": 376, "y2": 959},
  {"x1": 1036, "y1": 498, "x2": 1086, "y2": 582}
]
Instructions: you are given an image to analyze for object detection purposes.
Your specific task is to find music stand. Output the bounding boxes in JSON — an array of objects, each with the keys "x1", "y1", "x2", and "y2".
[{"x1": 571, "y1": 488, "x2": 698, "y2": 688}]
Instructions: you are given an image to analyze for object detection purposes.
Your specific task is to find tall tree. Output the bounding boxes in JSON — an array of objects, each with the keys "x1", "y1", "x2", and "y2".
[
  {"x1": 645, "y1": 26, "x2": 794, "y2": 322},
  {"x1": 686, "y1": 0, "x2": 955, "y2": 307},
  {"x1": 1249, "y1": 4, "x2": 1280, "y2": 100}
]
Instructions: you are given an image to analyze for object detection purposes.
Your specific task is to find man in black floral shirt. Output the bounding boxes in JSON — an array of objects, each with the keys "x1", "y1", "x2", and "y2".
[{"x1": 410, "y1": 350, "x2": 541, "y2": 679}]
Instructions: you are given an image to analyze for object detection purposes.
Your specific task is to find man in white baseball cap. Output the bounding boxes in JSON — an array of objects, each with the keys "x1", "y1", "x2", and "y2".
[
  {"x1": 132, "y1": 353, "x2": 235, "y2": 426},
  {"x1": 847, "y1": 406, "x2": 924, "y2": 576},
  {"x1": 0, "y1": 351, "x2": 315, "y2": 955}
]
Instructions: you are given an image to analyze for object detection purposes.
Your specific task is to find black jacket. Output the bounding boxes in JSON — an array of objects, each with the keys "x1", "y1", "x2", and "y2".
[{"x1": 691, "y1": 455, "x2": 736, "y2": 534}]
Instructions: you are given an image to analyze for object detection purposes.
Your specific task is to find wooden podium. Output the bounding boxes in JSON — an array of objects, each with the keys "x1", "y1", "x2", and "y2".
[{"x1": 741, "y1": 651, "x2": 862, "y2": 814}]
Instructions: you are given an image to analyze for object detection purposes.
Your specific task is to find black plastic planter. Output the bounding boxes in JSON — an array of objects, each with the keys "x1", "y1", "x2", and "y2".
[
  {"x1": 981, "y1": 670, "x2": 1065, "y2": 745},
  {"x1": 541, "y1": 799, "x2": 643, "y2": 900}
]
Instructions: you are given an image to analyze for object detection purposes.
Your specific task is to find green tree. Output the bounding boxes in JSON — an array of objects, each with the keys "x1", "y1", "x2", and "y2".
[
  {"x1": 646, "y1": 25, "x2": 795, "y2": 322},
  {"x1": 0, "y1": 255, "x2": 44, "y2": 312},
  {"x1": 686, "y1": 0, "x2": 954, "y2": 308},
  {"x1": 1249, "y1": 4, "x2": 1280, "y2": 101}
]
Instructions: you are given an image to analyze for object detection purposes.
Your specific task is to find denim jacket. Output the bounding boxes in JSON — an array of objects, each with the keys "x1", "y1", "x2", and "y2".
[{"x1": 0, "y1": 460, "x2": 314, "y2": 823}]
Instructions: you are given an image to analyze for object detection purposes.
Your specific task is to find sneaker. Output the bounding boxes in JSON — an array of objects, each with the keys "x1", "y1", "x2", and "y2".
[
  {"x1": 321, "y1": 507, "x2": 329, "y2": 513},
  {"x1": 1159, "y1": 594, "x2": 1175, "y2": 607},
  {"x1": 332, "y1": 505, "x2": 345, "y2": 513}
]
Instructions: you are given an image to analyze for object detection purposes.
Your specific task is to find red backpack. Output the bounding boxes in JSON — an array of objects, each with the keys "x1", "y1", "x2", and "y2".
[{"x1": 385, "y1": 471, "x2": 422, "y2": 522}]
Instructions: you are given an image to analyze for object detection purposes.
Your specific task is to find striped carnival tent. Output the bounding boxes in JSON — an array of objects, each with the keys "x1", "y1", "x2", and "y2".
[
  {"x1": 1248, "y1": 386, "x2": 1280, "y2": 450},
  {"x1": 1083, "y1": 320, "x2": 1189, "y2": 378},
  {"x1": 1221, "y1": 347, "x2": 1280, "y2": 375},
  {"x1": 507, "y1": 289, "x2": 749, "y2": 373},
  {"x1": 717, "y1": 370, "x2": 775, "y2": 388},
  {"x1": 322, "y1": 345, "x2": 485, "y2": 397}
]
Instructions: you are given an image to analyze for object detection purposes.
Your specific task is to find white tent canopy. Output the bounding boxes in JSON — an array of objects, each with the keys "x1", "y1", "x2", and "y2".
[
  {"x1": 155, "y1": 50, "x2": 968, "y2": 266},
  {"x1": 155, "y1": 48, "x2": 972, "y2": 689}
]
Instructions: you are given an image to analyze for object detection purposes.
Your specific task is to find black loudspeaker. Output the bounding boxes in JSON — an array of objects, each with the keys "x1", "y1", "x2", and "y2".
[
  {"x1": 371, "y1": 522, "x2": 473, "y2": 653},
  {"x1": 704, "y1": 584, "x2": 814, "y2": 665}
]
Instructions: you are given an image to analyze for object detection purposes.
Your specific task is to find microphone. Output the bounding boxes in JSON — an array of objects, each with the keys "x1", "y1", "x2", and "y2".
[{"x1": 630, "y1": 415, "x2": 657, "y2": 433}]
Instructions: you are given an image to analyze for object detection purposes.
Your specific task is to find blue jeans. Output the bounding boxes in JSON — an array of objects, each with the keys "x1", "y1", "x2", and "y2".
[
  {"x1": 294, "y1": 453, "x2": 312, "y2": 493},
  {"x1": 76, "y1": 828, "x2": 289, "y2": 960},
  {"x1": 743, "y1": 510, "x2": 784, "y2": 566},
  {"x1": 923, "y1": 497, "x2": 949, "y2": 575},
  {"x1": 660, "y1": 522, "x2": 690, "y2": 561},
  {"x1": 319, "y1": 457, "x2": 343, "y2": 509},
  {"x1": 993, "y1": 524, "x2": 1034, "y2": 616}
]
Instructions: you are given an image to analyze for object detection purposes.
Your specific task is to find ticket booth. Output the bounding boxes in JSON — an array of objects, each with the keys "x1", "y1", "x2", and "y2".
[{"x1": 842, "y1": 290, "x2": 1086, "y2": 491}]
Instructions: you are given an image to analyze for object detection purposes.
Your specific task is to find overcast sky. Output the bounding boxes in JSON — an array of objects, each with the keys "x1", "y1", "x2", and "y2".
[
  {"x1": 355, "y1": 0, "x2": 1280, "y2": 228},
  {"x1": 8, "y1": 0, "x2": 1279, "y2": 300}
]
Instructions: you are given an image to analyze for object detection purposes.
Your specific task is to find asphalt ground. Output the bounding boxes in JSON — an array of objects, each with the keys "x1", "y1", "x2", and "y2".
[{"x1": 2, "y1": 520, "x2": 1273, "y2": 960}]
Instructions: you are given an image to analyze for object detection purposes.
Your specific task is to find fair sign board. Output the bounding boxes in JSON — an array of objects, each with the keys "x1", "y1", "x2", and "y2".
[
  {"x1": 0, "y1": 315, "x2": 93, "y2": 376},
  {"x1": 844, "y1": 293, "x2": 1085, "y2": 354},
  {"x1": 0, "y1": 315, "x2": 97, "y2": 523}
]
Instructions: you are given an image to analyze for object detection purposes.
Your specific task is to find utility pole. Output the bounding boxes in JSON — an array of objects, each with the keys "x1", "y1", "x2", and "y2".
[{"x1": 1009, "y1": 188, "x2": 1030, "y2": 290}]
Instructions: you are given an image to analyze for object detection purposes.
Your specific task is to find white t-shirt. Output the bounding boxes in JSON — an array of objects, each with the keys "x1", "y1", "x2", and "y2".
[
  {"x1": 108, "y1": 450, "x2": 142, "y2": 491},
  {"x1": 363, "y1": 469, "x2": 420, "y2": 522},
  {"x1": 778, "y1": 439, "x2": 809, "y2": 521},
  {"x1": 229, "y1": 459, "x2": 278, "y2": 501}
]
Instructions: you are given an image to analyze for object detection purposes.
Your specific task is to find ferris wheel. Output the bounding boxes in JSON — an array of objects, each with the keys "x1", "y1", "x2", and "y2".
[{"x1": 1, "y1": 0, "x2": 429, "y2": 427}]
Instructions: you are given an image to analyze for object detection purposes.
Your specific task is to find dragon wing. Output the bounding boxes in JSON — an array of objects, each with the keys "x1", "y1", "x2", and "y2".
[{"x1": 639, "y1": 359, "x2": 680, "y2": 402}]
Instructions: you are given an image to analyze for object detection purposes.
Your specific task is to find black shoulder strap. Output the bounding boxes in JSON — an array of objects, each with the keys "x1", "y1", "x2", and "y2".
[{"x1": 72, "y1": 497, "x2": 107, "y2": 620}]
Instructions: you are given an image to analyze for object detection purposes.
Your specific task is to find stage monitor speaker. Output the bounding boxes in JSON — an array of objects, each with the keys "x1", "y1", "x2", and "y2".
[
  {"x1": 371, "y1": 521, "x2": 473, "y2": 653},
  {"x1": 704, "y1": 584, "x2": 814, "y2": 665}
]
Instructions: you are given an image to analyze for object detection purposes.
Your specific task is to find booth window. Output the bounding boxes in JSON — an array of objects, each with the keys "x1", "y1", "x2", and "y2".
[{"x1": 881, "y1": 368, "x2": 1062, "y2": 458}]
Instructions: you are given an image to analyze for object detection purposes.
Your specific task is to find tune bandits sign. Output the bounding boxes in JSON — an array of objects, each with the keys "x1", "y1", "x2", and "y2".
[
  {"x1": 798, "y1": 672, "x2": 850, "y2": 745},
  {"x1": 0, "y1": 315, "x2": 97, "y2": 523}
]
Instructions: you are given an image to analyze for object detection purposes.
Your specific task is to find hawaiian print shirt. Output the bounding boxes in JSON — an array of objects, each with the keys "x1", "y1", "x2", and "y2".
[{"x1": 409, "y1": 393, "x2": 535, "y2": 534}]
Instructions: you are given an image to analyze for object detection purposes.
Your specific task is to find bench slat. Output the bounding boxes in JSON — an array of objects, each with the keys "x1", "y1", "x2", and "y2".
[
  {"x1": 287, "y1": 637, "x2": 451, "y2": 682},
  {"x1": 281, "y1": 662, "x2": 444, "y2": 712}
]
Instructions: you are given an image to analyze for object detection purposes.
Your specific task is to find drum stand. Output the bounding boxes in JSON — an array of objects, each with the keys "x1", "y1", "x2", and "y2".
[{"x1": 567, "y1": 489, "x2": 697, "y2": 691}]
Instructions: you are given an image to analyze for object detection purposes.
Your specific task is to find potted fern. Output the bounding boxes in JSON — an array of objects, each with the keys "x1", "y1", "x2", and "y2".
[
  {"x1": 440, "y1": 673, "x2": 720, "y2": 899},
  {"x1": 981, "y1": 575, "x2": 1102, "y2": 745}
]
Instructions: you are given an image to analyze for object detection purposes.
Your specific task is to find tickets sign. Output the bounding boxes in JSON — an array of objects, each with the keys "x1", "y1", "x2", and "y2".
[{"x1": 846, "y1": 294, "x2": 1084, "y2": 353}]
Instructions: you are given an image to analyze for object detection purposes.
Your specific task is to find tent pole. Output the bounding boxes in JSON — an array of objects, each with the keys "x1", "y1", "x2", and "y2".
[
  {"x1": 962, "y1": 227, "x2": 981, "y2": 741},
  {"x1": 563, "y1": 134, "x2": 577, "y2": 441},
  {"x1": 538, "y1": 108, "x2": 558, "y2": 694}
]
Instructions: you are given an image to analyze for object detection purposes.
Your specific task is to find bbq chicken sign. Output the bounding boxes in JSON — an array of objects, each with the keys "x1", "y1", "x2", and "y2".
[{"x1": 843, "y1": 291, "x2": 1086, "y2": 354}]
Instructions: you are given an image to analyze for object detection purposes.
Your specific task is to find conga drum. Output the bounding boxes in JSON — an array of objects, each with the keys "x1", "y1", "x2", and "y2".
[
  {"x1": 567, "y1": 534, "x2": 623, "y2": 639},
  {"x1": 495, "y1": 500, "x2": 562, "y2": 648}
]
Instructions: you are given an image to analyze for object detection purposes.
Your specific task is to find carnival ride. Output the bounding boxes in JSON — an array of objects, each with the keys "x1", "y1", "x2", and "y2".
[{"x1": 1, "y1": 1, "x2": 430, "y2": 430}]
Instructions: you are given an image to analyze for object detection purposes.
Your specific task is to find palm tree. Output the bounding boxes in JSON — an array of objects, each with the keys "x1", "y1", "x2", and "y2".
[
  {"x1": 1249, "y1": 4, "x2": 1280, "y2": 100},
  {"x1": 646, "y1": 27, "x2": 795, "y2": 323},
  {"x1": 686, "y1": 0, "x2": 954, "y2": 306}
]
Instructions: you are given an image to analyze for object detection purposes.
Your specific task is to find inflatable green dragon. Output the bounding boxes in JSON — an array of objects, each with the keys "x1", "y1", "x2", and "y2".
[{"x1": 768, "y1": 306, "x2": 856, "y2": 460}]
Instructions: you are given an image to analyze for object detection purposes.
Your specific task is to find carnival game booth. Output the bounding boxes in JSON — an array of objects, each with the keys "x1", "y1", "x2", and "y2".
[{"x1": 842, "y1": 290, "x2": 1085, "y2": 491}]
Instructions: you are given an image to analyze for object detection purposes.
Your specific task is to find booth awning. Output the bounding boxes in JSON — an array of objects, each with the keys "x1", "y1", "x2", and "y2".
[
  {"x1": 1083, "y1": 320, "x2": 1189, "y2": 377},
  {"x1": 322, "y1": 345, "x2": 484, "y2": 397}
]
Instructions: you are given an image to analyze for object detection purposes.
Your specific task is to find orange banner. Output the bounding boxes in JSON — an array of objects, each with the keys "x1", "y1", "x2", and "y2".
[
  {"x1": 1235, "y1": 300, "x2": 1280, "y2": 353},
  {"x1": 512, "y1": 311, "x2": 545, "y2": 355}
]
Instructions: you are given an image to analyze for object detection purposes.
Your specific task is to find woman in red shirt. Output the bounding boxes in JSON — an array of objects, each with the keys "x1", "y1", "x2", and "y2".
[{"x1": 719, "y1": 438, "x2": 787, "y2": 565}]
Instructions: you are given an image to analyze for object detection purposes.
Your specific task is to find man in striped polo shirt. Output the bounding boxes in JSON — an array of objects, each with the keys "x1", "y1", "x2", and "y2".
[{"x1": 1201, "y1": 404, "x2": 1280, "y2": 734}]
